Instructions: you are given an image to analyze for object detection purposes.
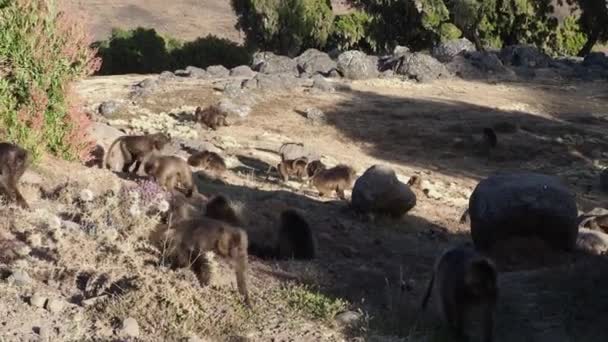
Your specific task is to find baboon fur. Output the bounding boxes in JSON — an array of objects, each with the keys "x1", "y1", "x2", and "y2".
[
  {"x1": 195, "y1": 106, "x2": 229, "y2": 131},
  {"x1": 104, "y1": 133, "x2": 170, "y2": 173},
  {"x1": 205, "y1": 195, "x2": 243, "y2": 227},
  {"x1": 187, "y1": 150, "x2": 227, "y2": 174},
  {"x1": 0, "y1": 142, "x2": 29, "y2": 209},
  {"x1": 277, "y1": 158, "x2": 308, "y2": 182},
  {"x1": 144, "y1": 155, "x2": 195, "y2": 197},
  {"x1": 311, "y1": 164, "x2": 357, "y2": 199}
]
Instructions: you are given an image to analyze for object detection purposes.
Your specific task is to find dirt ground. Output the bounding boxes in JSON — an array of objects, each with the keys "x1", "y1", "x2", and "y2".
[{"x1": 2, "y1": 73, "x2": 608, "y2": 342}]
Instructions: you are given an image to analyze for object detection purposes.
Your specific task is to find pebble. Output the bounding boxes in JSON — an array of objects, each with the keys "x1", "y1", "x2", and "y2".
[
  {"x1": 45, "y1": 298, "x2": 66, "y2": 313},
  {"x1": 120, "y1": 317, "x2": 140, "y2": 338},
  {"x1": 29, "y1": 292, "x2": 47, "y2": 308},
  {"x1": 7, "y1": 269, "x2": 32, "y2": 286}
]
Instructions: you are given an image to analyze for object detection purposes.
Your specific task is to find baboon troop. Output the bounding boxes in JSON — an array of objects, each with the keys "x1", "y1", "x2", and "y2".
[
  {"x1": 422, "y1": 244, "x2": 498, "y2": 342},
  {"x1": 104, "y1": 132, "x2": 170, "y2": 173},
  {"x1": 0, "y1": 142, "x2": 30, "y2": 209},
  {"x1": 195, "y1": 105, "x2": 229, "y2": 131}
]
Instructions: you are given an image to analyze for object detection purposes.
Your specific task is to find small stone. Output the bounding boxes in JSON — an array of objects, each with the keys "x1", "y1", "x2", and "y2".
[
  {"x1": 45, "y1": 298, "x2": 66, "y2": 313},
  {"x1": 38, "y1": 326, "x2": 51, "y2": 339},
  {"x1": 304, "y1": 107, "x2": 327, "y2": 125},
  {"x1": 120, "y1": 317, "x2": 140, "y2": 338},
  {"x1": 187, "y1": 335, "x2": 204, "y2": 342},
  {"x1": 335, "y1": 311, "x2": 361, "y2": 326},
  {"x1": 27, "y1": 233, "x2": 42, "y2": 248},
  {"x1": 159, "y1": 71, "x2": 175, "y2": 81},
  {"x1": 98, "y1": 101, "x2": 121, "y2": 116},
  {"x1": 15, "y1": 245, "x2": 31, "y2": 257},
  {"x1": 29, "y1": 292, "x2": 48, "y2": 308},
  {"x1": 103, "y1": 228, "x2": 119, "y2": 242},
  {"x1": 7, "y1": 269, "x2": 31, "y2": 286}
]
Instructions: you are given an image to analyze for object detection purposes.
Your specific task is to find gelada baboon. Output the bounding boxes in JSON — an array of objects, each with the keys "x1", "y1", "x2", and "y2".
[
  {"x1": 0, "y1": 142, "x2": 30, "y2": 209},
  {"x1": 248, "y1": 209, "x2": 316, "y2": 260},
  {"x1": 163, "y1": 217, "x2": 250, "y2": 305},
  {"x1": 305, "y1": 160, "x2": 326, "y2": 178},
  {"x1": 277, "y1": 157, "x2": 308, "y2": 182},
  {"x1": 187, "y1": 150, "x2": 227, "y2": 175},
  {"x1": 421, "y1": 243, "x2": 498, "y2": 342},
  {"x1": 104, "y1": 133, "x2": 170, "y2": 173},
  {"x1": 483, "y1": 128, "x2": 497, "y2": 148},
  {"x1": 311, "y1": 164, "x2": 357, "y2": 199},
  {"x1": 204, "y1": 195, "x2": 243, "y2": 227},
  {"x1": 144, "y1": 155, "x2": 195, "y2": 197},
  {"x1": 195, "y1": 106, "x2": 229, "y2": 131}
]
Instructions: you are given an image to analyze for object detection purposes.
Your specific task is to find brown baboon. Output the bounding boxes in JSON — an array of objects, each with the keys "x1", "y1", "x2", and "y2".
[
  {"x1": 195, "y1": 106, "x2": 229, "y2": 131},
  {"x1": 104, "y1": 133, "x2": 170, "y2": 173},
  {"x1": 421, "y1": 244, "x2": 498, "y2": 342},
  {"x1": 187, "y1": 150, "x2": 227, "y2": 175},
  {"x1": 277, "y1": 157, "x2": 308, "y2": 182},
  {"x1": 144, "y1": 155, "x2": 195, "y2": 197},
  {"x1": 165, "y1": 217, "x2": 250, "y2": 305},
  {"x1": 305, "y1": 160, "x2": 326, "y2": 178},
  {"x1": 407, "y1": 175, "x2": 422, "y2": 188},
  {"x1": 483, "y1": 128, "x2": 497, "y2": 148},
  {"x1": 0, "y1": 142, "x2": 30, "y2": 209},
  {"x1": 205, "y1": 195, "x2": 243, "y2": 227},
  {"x1": 311, "y1": 164, "x2": 357, "y2": 199}
]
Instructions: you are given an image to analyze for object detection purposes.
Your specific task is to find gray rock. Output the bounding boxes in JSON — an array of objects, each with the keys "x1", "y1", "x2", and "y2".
[
  {"x1": 87, "y1": 123, "x2": 123, "y2": 151},
  {"x1": 159, "y1": 71, "x2": 175, "y2": 81},
  {"x1": 469, "y1": 172, "x2": 578, "y2": 252},
  {"x1": 465, "y1": 51, "x2": 507, "y2": 73},
  {"x1": 432, "y1": 38, "x2": 476, "y2": 63},
  {"x1": 222, "y1": 80, "x2": 245, "y2": 97},
  {"x1": 252, "y1": 51, "x2": 299, "y2": 76},
  {"x1": 311, "y1": 75, "x2": 334, "y2": 92},
  {"x1": 45, "y1": 298, "x2": 65, "y2": 313},
  {"x1": 242, "y1": 78, "x2": 258, "y2": 90},
  {"x1": 7, "y1": 269, "x2": 32, "y2": 286},
  {"x1": 120, "y1": 317, "x2": 140, "y2": 338},
  {"x1": 206, "y1": 65, "x2": 230, "y2": 78},
  {"x1": 304, "y1": 107, "x2": 327, "y2": 125},
  {"x1": 296, "y1": 49, "x2": 337, "y2": 76},
  {"x1": 351, "y1": 165, "x2": 417, "y2": 217},
  {"x1": 254, "y1": 73, "x2": 302, "y2": 91},
  {"x1": 601, "y1": 169, "x2": 608, "y2": 192},
  {"x1": 393, "y1": 45, "x2": 410, "y2": 58},
  {"x1": 397, "y1": 53, "x2": 450, "y2": 83},
  {"x1": 327, "y1": 69, "x2": 341, "y2": 78},
  {"x1": 335, "y1": 311, "x2": 362, "y2": 326},
  {"x1": 98, "y1": 101, "x2": 121, "y2": 116},
  {"x1": 230, "y1": 65, "x2": 256, "y2": 78},
  {"x1": 218, "y1": 98, "x2": 251, "y2": 119},
  {"x1": 177, "y1": 139, "x2": 221, "y2": 154},
  {"x1": 29, "y1": 292, "x2": 47, "y2": 308},
  {"x1": 185, "y1": 66, "x2": 208, "y2": 78},
  {"x1": 279, "y1": 143, "x2": 320, "y2": 161},
  {"x1": 337, "y1": 50, "x2": 379, "y2": 80},
  {"x1": 576, "y1": 228, "x2": 608, "y2": 255},
  {"x1": 583, "y1": 52, "x2": 608, "y2": 68},
  {"x1": 499, "y1": 44, "x2": 551, "y2": 68},
  {"x1": 174, "y1": 69, "x2": 189, "y2": 77},
  {"x1": 136, "y1": 78, "x2": 157, "y2": 89}
]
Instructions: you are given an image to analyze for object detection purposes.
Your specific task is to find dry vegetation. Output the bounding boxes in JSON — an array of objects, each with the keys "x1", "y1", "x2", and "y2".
[{"x1": 1, "y1": 71, "x2": 608, "y2": 341}]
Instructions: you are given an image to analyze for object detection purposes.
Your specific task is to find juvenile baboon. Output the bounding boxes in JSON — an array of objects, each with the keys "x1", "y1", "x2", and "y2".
[
  {"x1": 277, "y1": 157, "x2": 308, "y2": 182},
  {"x1": 187, "y1": 150, "x2": 227, "y2": 175},
  {"x1": 195, "y1": 106, "x2": 229, "y2": 131},
  {"x1": 421, "y1": 244, "x2": 498, "y2": 342},
  {"x1": 248, "y1": 209, "x2": 316, "y2": 260},
  {"x1": 0, "y1": 142, "x2": 30, "y2": 209},
  {"x1": 165, "y1": 217, "x2": 250, "y2": 305},
  {"x1": 305, "y1": 160, "x2": 326, "y2": 178},
  {"x1": 144, "y1": 155, "x2": 195, "y2": 197},
  {"x1": 205, "y1": 195, "x2": 243, "y2": 227},
  {"x1": 311, "y1": 164, "x2": 356, "y2": 199},
  {"x1": 483, "y1": 128, "x2": 497, "y2": 148},
  {"x1": 104, "y1": 133, "x2": 170, "y2": 173}
]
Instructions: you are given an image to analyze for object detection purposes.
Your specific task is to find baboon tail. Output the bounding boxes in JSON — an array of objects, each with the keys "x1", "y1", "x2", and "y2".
[
  {"x1": 103, "y1": 137, "x2": 122, "y2": 170},
  {"x1": 421, "y1": 272, "x2": 435, "y2": 310}
]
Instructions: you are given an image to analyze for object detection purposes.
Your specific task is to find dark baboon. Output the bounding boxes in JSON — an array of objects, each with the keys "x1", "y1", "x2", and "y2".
[
  {"x1": 0, "y1": 142, "x2": 30, "y2": 209},
  {"x1": 187, "y1": 150, "x2": 227, "y2": 175},
  {"x1": 104, "y1": 133, "x2": 170, "y2": 173},
  {"x1": 305, "y1": 160, "x2": 326, "y2": 178},
  {"x1": 483, "y1": 128, "x2": 497, "y2": 148},
  {"x1": 205, "y1": 195, "x2": 243, "y2": 227},
  {"x1": 421, "y1": 244, "x2": 498, "y2": 342},
  {"x1": 144, "y1": 155, "x2": 195, "y2": 197},
  {"x1": 277, "y1": 157, "x2": 308, "y2": 182},
  {"x1": 311, "y1": 164, "x2": 356, "y2": 199},
  {"x1": 248, "y1": 209, "x2": 316, "y2": 260},
  {"x1": 407, "y1": 175, "x2": 422, "y2": 188},
  {"x1": 195, "y1": 106, "x2": 229, "y2": 131},
  {"x1": 164, "y1": 217, "x2": 250, "y2": 305}
]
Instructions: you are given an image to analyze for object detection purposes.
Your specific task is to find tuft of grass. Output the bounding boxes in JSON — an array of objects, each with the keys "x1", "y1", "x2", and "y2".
[{"x1": 281, "y1": 284, "x2": 348, "y2": 322}]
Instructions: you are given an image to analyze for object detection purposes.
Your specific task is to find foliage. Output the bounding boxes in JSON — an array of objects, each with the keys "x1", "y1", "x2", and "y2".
[
  {"x1": 548, "y1": 15, "x2": 587, "y2": 56},
  {"x1": 231, "y1": 0, "x2": 334, "y2": 56},
  {"x1": 0, "y1": 0, "x2": 100, "y2": 161},
  {"x1": 438, "y1": 23, "x2": 462, "y2": 42},
  {"x1": 94, "y1": 29, "x2": 251, "y2": 74},
  {"x1": 560, "y1": 0, "x2": 608, "y2": 56},
  {"x1": 329, "y1": 10, "x2": 375, "y2": 51},
  {"x1": 282, "y1": 284, "x2": 348, "y2": 321}
]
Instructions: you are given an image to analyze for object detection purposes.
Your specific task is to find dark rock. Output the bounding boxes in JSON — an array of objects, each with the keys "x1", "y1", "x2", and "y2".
[
  {"x1": 469, "y1": 172, "x2": 578, "y2": 251},
  {"x1": 337, "y1": 50, "x2": 379, "y2": 80},
  {"x1": 499, "y1": 44, "x2": 551, "y2": 68},
  {"x1": 432, "y1": 38, "x2": 475, "y2": 63},
  {"x1": 600, "y1": 169, "x2": 608, "y2": 192},
  {"x1": 206, "y1": 65, "x2": 230, "y2": 78},
  {"x1": 397, "y1": 53, "x2": 450, "y2": 82},
  {"x1": 230, "y1": 65, "x2": 256, "y2": 78},
  {"x1": 327, "y1": 69, "x2": 341, "y2": 78},
  {"x1": 252, "y1": 51, "x2": 299, "y2": 76},
  {"x1": 98, "y1": 101, "x2": 120, "y2": 116},
  {"x1": 296, "y1": 49, "x2": 337, "y2": 76},
  {"x1": 583, "y1": 52, "x2": 608, "y2": 68},
  {"x1": 174, "y1": 69, "x2": 189, "y2": 77},
  {"x1": 351, "y1": 165, "x2": 417, "y2": 217}
]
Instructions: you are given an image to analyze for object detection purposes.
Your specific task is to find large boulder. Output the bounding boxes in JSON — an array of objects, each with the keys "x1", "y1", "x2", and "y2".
[
  {"x1": 469, "y1": 172, "x2": 578, "y2": 251},
  {"x1": 583, "y1": 52, "x2": 608, "y2": 69},
  {"x1": 499, "y1": 45, "x2": 551, "y2": 68},
  {"x1": 230, "y1": 65, "x2": 256, "y2": 78},
  {"x1": 206, "y1": 65, "x2": 230, "y2": 78},
  {"x1": 249, "y1": 73, "x2": 304, "y2": 91},
  {"x1": 252, "y1": 51, "x2": 299, "y2": 76},
  {"x1": 351, "y1": 165, "x2": 417, "y2": 218},
  {"x1": 337, "y1": 50, "x2": 379, "y2": 80},
  {"x1": 396, "y1": 53, "x2": 450, "y2": 83},
  {"x1": 432, "y1": 38, "x2": 476, "y2": 63},
  {"x1": 296, "y1": 49, "x2": 337, "y2": 76}
]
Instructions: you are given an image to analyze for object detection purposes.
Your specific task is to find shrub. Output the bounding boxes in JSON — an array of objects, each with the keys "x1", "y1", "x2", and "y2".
[
  {"x1": 549, "y1": 15, "x2": 587, "y2": 56},
  {"x1": 0, "y1": 0, "x2": 100, "y2": 161},
  {"x1": 172, "y1": 35, "x2": 252, "y2": 69},
  {"x1": 438, "y1": 23, "x2": 462, "y2": 42},
  {"x1": 329, "y1": 11, "x2": 376, "y2": 52}
]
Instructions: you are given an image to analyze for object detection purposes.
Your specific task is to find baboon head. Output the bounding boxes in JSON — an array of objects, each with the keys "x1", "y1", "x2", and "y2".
[
  {"x1": 150, "y1": 133, "x2": 170, "y2": 150},
  {"x1": 306, "y1": 160, "x2": 326, "y2": 178}
]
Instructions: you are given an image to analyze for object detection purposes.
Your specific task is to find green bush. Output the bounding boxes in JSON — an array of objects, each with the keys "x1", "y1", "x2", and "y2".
[
  {"x1": 0, "y1": 0, "x2": 100, "y2": 161},
  {"x1": 439, "y1": 23, "x2": 462, "y2": 42},
  {"x1": 330, "y1": 11, "x2": 376, "y2": 52},
  {"x1": 232, "y1": 0, "x2": 334, "y2": 56},
  {"x1": 172, "y1": 35, "x2": 251, "y2": 70},
  {"x1": 548, "y1": 15, "x2": 587, "y2": 56}
]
